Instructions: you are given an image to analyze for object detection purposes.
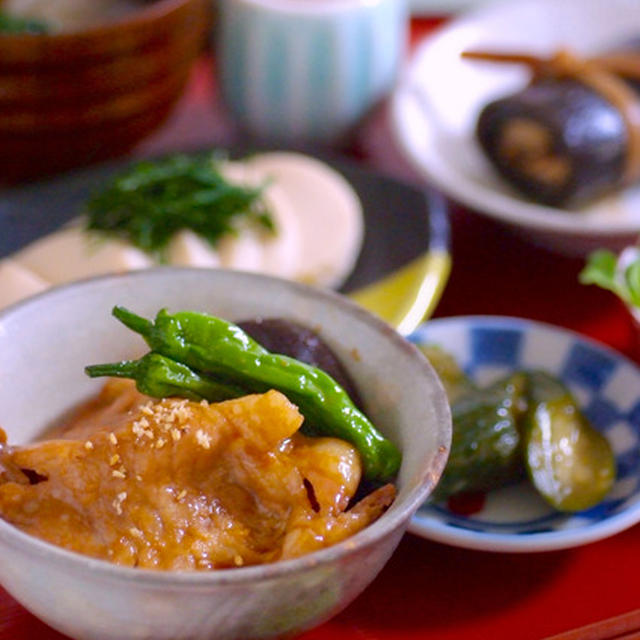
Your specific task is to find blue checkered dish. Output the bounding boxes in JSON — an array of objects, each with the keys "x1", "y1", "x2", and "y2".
[{"x1": 408, "y1": 316, "x2": 640, "y2": 552}]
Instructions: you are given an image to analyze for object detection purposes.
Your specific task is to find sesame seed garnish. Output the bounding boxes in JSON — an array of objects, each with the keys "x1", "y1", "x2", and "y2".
[
  {"x1": 233, "y1": 555, "x2": 244, "y2": 566},
  {"x1": 175, "y1": 403, "x2": 191, "y2": 424},
  {"x1": 171, "y1": 428, "x2": 181, "y2": 442},
  {"x1": 84, "y1": 441, "x2": 94, "y2": 451},
  {"x1": 155, "y1": 438, "x2": 166, "y2": 449},
  {"x1": 177, "y1": 489, "x2": 187, "y2": 500},
  {"x1": 195, "y1": 429, "x2": 211, "y2": 450},
  {"x1": 109, "y1": 433, "x2": 118, "y2": 446},
  {"x1": 112, "y1": 469, "x2": 126, "y2": 479},
  {"x1": 112, "y1": 491, "x2": 127, "y2": 515},
  {"x1": 109, "y1": 454, "x2": 121, "y2": 466},
  {"x1": 129, "y1": 527, "x2": 143, "y2": 538}
]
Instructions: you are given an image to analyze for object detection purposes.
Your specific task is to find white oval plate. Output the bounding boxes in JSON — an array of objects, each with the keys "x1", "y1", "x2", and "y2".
[
  {"x1": 408, "y1": 316, "x2": 640, "y2": 552},
  {"x1": 409, "y1": 0, "x2": 491, "y2": 16},
  {"x1": 391, "y1": 0, "x2": 640, "y2": 255}
]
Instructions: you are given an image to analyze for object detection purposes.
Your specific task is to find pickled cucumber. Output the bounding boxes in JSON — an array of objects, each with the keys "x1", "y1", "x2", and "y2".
[
  {"x1": 423, "y1": 346, "x2": 616, "y2": 512},
  {"x1": 524, "y1": 371, "x2": 616, "y2": 512},
  {"x1": 432, "y1": 372, "x2": 527, "y2": 501},
  {"x1": 418, "y1": 344, "x2": 475, "y2": 402}
]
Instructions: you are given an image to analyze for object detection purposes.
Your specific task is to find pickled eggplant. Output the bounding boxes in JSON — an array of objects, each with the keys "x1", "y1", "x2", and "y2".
[
  {"x1": 524, "y1": 371, "x2": 616, "y2": 512},
  {"x1": 467, "y1": 45, "x2": 640, "y2": 208},
  {"x1": 432, "y1": 372, "x2": 527, "y2": 501},
  {"x1": 477, "y1": 79, "x2": 630, "y2": 207}
]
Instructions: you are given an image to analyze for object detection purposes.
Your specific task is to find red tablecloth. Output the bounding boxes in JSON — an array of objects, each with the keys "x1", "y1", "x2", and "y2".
[{"x1": 2, "y1": 17, "x2": 639, "y2": 640}]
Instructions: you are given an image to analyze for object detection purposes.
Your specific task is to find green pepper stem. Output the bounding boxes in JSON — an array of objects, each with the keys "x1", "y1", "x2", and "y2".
[
  {"x1": 85, "y1": 360, "x2": 140, "y2": 379},
  {"x1": 112, "y1": 306, "x2": 154, "y2": 338}
]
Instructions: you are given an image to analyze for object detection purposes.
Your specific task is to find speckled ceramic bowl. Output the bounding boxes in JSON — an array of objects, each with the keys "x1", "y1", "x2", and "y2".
[{"x1": 0, "y1": 268, "x2": 450, "y2": 640}]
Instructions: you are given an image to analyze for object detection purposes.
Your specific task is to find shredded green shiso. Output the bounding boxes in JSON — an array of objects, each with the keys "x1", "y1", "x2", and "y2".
[
  {"x1": 0, "y1": 10, "x2": 49, "y2": 34},
  {"x1": 579, "y1": 248, "x2": 640, "y2": 307},
  {"x1": 85, "y1": 153, "x2": 275, "y2": 261}
]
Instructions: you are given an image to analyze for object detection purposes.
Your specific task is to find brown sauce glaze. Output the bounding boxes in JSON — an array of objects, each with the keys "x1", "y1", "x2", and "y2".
[{"x1": 0, "y1": 381, "x2": 394, "y2": 570}]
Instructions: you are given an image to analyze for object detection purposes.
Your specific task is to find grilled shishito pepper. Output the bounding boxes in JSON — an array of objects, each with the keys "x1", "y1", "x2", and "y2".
[
  {"x1": 432, "y1": 372, "x2": 528, "y2": 501},
  {"x1": 524, "y1": 371, "x2": 616, "y2": 512},
  {"x1": 86, "y1": 352, "x2": 246, "y2": 402},
  {"x1": 85, "y1": 306, "x2": 402, "y2": 482}
]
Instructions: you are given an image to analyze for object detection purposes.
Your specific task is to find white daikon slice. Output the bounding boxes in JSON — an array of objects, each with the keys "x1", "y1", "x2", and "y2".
[
  {"x1": 167, "y1": 230, "x2": 221, "y2": 268},
  {"x1": 247, "y1": 152, "x2": 363, "y2": 289},
  {"x1": 13, "y1": 227, "x2": 153, "y2": 285},
  {"x1": 0, "y1": 259, "x2": 50, "y2": 309}
]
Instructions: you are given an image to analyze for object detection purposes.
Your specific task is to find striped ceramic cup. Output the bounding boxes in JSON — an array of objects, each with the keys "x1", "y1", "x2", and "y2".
[{"x1": 217, "y1": 0, "x2": 408, "y2": 145}]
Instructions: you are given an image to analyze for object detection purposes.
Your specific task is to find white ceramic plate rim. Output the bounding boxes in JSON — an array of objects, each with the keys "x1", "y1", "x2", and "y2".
[
  {"x1": 391, "y1": 0, "x2": 640, "y2": 239},
  {"x1": 408, "y1": 314, "x2": 640, "y2": 552},
  {"x1": 410, "y1": 0, "x2": 491, "y2": 15}
]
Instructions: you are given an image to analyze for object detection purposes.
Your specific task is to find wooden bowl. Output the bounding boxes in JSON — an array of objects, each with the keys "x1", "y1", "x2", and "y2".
[{"x1": 0, "y1": 0, "x2": 210, "y2": 184}]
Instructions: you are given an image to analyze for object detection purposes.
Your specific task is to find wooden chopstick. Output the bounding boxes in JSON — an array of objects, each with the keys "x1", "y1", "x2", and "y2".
[{"x1": 544, "y1": 609, "x2": 640, "y2": 640}]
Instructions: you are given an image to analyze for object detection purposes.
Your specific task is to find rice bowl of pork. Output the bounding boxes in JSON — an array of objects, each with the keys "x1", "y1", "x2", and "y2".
[{"x1": 0, "y1": 267, "x2": 451, "y2": 640}]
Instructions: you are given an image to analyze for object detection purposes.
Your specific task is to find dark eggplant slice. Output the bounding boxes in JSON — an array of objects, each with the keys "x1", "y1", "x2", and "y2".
[
  {"x1": 471, "y1": 44, "x2": 640, "y2": 208},
  {"x1": 477, "y1": 78, "x2": 629, "y2": 207},
  {"x1": 237, "y1": 317, "x2": 362, "y2": 407}
]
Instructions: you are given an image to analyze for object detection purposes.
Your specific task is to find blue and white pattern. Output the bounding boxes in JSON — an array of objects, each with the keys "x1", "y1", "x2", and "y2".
[
  {"x1": 408, "y1": 316, "x2": 640, "y2": 552},
  {"x1": 217, "y1": 0, "x2": 407, "y2": 144}
]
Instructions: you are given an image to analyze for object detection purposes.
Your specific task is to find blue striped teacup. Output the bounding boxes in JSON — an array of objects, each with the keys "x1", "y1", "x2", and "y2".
[{"x1": 217, "y1": 0, "x2": 408, "y2": 145}]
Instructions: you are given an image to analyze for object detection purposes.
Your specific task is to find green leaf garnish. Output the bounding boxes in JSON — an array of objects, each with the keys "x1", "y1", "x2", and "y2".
[
  {"x1": 0, "y1": 11, "x2": 49, "y2": 33},
  {"x1": 625, "y1": 259, "x2": 640, "y2": 307},
  {"x1": 85, "y1": 154, "x2": 275, "y2": 260},
  {"x1": 579, "y1": 248, "x2": 640, "y2": 307}
]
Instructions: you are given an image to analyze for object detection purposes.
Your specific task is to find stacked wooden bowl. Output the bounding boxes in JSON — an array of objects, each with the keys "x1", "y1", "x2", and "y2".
[{"x1": 0, "y1": 0, "x2": 210, "y2": 183}]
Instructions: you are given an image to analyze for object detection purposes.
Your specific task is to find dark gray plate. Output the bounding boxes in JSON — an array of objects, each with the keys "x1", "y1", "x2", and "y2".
[{"x1": 0, "y1": 151, "x2": 449, "y2": 296}]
